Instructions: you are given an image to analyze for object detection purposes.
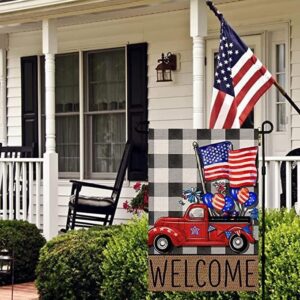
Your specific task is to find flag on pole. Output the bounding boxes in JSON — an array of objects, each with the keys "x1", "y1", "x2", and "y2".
[
  {"x1": 228, "y1": 146, "x2": 258, "y2": 187},
  {"x1": 209, "y1": 14, "x2": 275, "y2": 129},
  {"x1": 197, "y1": 141, "x2": 233, "y2": 181}
]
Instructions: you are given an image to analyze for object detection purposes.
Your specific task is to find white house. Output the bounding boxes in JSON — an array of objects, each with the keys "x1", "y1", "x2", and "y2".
[{"x1": 0, "y1": 0, "x2": 298, "y2": 239}]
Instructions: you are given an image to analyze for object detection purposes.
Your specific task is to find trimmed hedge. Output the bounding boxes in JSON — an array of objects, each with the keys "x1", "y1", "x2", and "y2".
[
  {"x1": 36, "y1": 226, "x2": 120, "y2": 300},
  {"x1": 0, "y1": 220, "x2": 45, "y2": 285},
  {"x1": 36, "y1": 210, "x2": 300, "y2": 299},
  {"x1": 100, "y1": 216, "x2": 148, "y2": 300}
]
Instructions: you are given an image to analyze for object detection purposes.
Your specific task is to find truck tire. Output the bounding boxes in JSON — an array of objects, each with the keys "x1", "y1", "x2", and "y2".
[
  {"x1": 154, "y1": 235, "x2": 173, "y2": 253},
  {"x1": 229, "y1": 234, "x2": 248, "y2": 253}
]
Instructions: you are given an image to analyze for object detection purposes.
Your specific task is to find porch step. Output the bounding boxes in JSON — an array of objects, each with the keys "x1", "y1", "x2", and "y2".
[{"x1": 0, "y1": 282, "x2": 39, "y2": 300}]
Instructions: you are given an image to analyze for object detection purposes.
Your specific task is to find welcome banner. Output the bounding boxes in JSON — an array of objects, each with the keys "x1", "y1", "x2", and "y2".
[{"x1": 148, "y1": 129, "x2": 259, "y2": 291}]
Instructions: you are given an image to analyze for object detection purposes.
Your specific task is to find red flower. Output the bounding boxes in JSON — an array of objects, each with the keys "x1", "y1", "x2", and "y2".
[
  {"x1": 143, "y1": 193, "x2": 149, "y2": 205},
  {"x1": 123, "y1": 200, "x2": 129, "y2": 209},
  {"x1": 133, "y1": 182, "x2": 141, "y2": 191}
]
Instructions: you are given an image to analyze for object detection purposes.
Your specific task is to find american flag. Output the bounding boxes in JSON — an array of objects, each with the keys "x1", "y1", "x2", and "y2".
[
  {"x1": 228, "y1": 146, "x2": 258, "y2": 188},
  {"x1": 197, "y1": 141, "x2": 233, "y2": 181},
  {"x1": 209, "y1": 18, "x2": 274, "y2": 129}
]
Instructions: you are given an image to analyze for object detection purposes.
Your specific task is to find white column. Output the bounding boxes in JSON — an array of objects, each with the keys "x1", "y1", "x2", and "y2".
[
  {"x1": 190, "y1": 0, "x2": 207, "y2": 128},
  {"x1": 0, "y1": 35, "x2": 8, "y2": 145},
  {"x1": 43, "y1": 19, "x2": 58, "y2": 240}
]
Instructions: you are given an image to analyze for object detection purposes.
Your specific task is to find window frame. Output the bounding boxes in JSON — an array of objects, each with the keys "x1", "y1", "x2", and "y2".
[
  {"x1": 84, "y1": 47, "x2": 127, "y2": 179},
  {"x1": 38, "y1": 46, "x2": 128, "y2": 180}
]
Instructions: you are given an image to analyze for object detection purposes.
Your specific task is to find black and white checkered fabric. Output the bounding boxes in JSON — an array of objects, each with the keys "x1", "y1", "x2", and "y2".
[{"x1": 148, "y1": 129, "x2": 259, "y2": 255}]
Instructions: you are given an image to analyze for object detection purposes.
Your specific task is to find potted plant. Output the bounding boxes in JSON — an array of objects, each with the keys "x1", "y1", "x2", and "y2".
[{"x1": 123, "y1": 182, "x2": 148, "y2": 214}]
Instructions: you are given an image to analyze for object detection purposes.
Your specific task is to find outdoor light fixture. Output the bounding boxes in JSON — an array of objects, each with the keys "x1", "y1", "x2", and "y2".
[
  {"x1": 0, "y1": 248, "x2": 14, "y2": 300},
  {"x1": 156, "y1": 52, "x2": 177, "y2": 82}
]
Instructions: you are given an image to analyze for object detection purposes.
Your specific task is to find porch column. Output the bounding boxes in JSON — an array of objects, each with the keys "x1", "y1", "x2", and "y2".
[
  {"x1": 42, "y1": 19, "x2": 58, "y2": 240},
  {"x1": 190, "y1": 0, "x2": 207, "y2": 128},
  {"x1": 0, "y1": 35, "x2": 8, "y2": 145}
]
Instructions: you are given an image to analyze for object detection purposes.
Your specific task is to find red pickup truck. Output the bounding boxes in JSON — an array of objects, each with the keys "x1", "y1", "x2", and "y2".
[{"x1": 148, "y1": 203, "x2": 256, "y2": 254}]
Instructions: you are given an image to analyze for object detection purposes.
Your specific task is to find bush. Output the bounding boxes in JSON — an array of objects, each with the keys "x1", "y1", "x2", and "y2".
[
  {"x1": 100, "y1": 215, "x2": 148, "y2": 300},
  {"x1": 36, "y1": 209, "x2": 300, "y2": 300},
  {"x1": 0, "y1": 220, "x2": 45, "y2": 285},
  {"x1": 36, "y1": 226, "x2": 119, "y2": 300}
]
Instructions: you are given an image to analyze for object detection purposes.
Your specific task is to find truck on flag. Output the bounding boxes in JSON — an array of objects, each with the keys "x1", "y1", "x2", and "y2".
[{"x1": 148, "y1": 203, "x2": 256, "y2": 254}]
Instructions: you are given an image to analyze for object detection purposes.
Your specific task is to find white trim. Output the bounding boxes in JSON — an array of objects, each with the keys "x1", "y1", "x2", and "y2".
[{"x1": 79, "y1": 50, "x2": 84, "y2": 180}]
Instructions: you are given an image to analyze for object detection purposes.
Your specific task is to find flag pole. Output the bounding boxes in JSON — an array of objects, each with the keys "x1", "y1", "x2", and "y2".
[
  {"x1": 193, "y1": 141, "x2": 207, "y2": 194},
  {"x1": 205, "y1": 0, "x2": 223, "y2": 21},
  {"x1": 274, "y1": 80, "x2": 300, "y2": 115},
  {"x1": 259, "y1": 120, "x2": 273, "y2": 300}
]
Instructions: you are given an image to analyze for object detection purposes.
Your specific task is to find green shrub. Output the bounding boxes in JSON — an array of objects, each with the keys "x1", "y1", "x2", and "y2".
[
  {"x1": 265, "y1": 216, "x2": 300, "y2": 299},
  {"x1": 36, "y1": 226, "x2": 119, "y2": 300},
  {"x1": 100, "y1": 215, "x2": 148, "y2": 300},
  {"x1": 36, "y1": 209, "x2": 300, "y2": 300},
  {"x1": 0, "y1": 220, "x2": 45, "y2": 285}
]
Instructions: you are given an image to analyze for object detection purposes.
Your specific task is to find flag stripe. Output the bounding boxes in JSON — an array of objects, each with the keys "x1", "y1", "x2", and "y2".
[
  {"x1": 224, "y1": 65, "x2": 267, "y2": 128},
  {"x1": 239, "y1": 77, "x2": 274, "y2": 125},
  {"x1": 228, "y1": 146, "x2": 258, "y2": 187},
  {"x1": 232, "y1": 54, "x2": 259, "y2": 86}
]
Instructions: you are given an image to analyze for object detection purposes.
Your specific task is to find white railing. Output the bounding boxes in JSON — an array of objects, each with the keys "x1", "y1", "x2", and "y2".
[
  {"x1": 259, "y1": 156, "x2": 300, "y2": 210},
  {"x1": 0, "y1": 158, "x2": 44, "y2": 230}
]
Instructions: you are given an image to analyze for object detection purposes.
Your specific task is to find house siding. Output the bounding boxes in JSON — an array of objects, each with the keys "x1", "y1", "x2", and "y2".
[
  {"x1": 5, "y1": 0, "x2": 300, "y2": 225},
  {"x1": 6, "y1": 9, "x2": 192, "y2": 227}
]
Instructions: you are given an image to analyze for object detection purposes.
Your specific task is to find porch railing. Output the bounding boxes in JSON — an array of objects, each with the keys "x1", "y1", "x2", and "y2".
[
  {"x1": 259, "y1": 156, "x2": 300, "y2": 210},
  {"x1": 0, "y1": 158, "x2": 44, "y2": 230}
]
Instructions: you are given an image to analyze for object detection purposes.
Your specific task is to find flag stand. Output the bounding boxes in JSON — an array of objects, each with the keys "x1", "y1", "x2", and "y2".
[{"x1": 258, "y1": 120, "x2": 273, "y2": 300}]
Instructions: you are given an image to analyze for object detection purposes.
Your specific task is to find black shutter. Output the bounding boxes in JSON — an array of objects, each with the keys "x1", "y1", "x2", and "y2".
[
  {"x1": 21, "y1": 56, "x2": 38, "y2": 157},
  {"x1": 127, "y1": 43, "x2": 148, "y2": 181}
]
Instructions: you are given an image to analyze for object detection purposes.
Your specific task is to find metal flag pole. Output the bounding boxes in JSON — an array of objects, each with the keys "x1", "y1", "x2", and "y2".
[
  {"x1": 193, "y1": 141, "x2": 207, "y2": 194},
  {"x1": 274, "y1": 81, "x2": 300, "y2": 116},
  {"x1": 259, "y1": 120, "x2": 273, "y2": 300}
]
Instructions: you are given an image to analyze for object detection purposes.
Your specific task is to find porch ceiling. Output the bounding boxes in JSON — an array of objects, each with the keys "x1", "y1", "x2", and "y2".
[{"x1": 0, "y1": 0, "x2": 189, "y2": 27}]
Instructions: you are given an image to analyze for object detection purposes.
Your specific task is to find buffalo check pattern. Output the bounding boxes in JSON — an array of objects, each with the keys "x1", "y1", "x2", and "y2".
[{"x1": 148, "y1": 129, "x2": 259, "y2": 255}]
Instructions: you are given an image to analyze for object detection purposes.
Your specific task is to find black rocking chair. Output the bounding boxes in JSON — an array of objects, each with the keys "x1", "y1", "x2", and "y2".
[{"x1": 64, "y1": 141, "x2": 132, "y2": 230}]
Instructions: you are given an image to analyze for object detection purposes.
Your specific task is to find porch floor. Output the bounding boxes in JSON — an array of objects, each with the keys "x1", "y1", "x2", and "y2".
[{"x1": 0, "y1": 282, "x2": 38, "y2": 300}]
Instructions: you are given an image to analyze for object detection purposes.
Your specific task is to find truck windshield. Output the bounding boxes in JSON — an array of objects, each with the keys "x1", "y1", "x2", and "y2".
[{"x1": 189, "y1": 208, "x2": 204, "y2": 218}]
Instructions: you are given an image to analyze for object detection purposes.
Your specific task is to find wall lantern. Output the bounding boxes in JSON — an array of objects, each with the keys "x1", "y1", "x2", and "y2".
[
  {"x1": 0, "y1": 248, "x2": 14, "y2": 300},
  {"x1": 156, "y1": 52, "x2": 177, "y2": 82}
]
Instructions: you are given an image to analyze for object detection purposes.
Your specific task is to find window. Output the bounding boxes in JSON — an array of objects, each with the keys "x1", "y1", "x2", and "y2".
[
  {"x1": 275, "y1": 44, "x2": 286, "y2": 132},
  {"x1": 55, "y1": 53, "x2": 80, "y2": 174},
  {"x1": 189, "y1": 208, "x2": 204, "y2": 219},
  {"x1": 22, "y1": 43, "x2": 148, "y2": 181},
  {"x1": 85, "y1": 48, "x2": 126, "y2": 178}
]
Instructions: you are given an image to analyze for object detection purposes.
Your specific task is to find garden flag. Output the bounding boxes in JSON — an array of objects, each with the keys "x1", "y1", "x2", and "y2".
[
  {"x1": 209, "y1": 10, "x2": 274, "y2": 129},
  {"x1": 148, "y1": 129, "x2": 259, "y2": 292}
]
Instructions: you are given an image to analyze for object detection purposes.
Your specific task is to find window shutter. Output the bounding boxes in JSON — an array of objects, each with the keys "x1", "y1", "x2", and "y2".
[
  {"x1": 21, "y1": 56, "x2": 38, "y2": 157},
  {"x1": 127, "y1": 43, "x2": 148, "y2": 181}
]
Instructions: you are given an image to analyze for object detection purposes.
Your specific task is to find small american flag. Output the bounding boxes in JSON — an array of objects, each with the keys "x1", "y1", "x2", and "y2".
[
  {"x1": 209, "y1": 17, "x2": 274, "y2": 129},
  {"x1": 228, "y1": 146, "x2": 258, "y2": 188},
  {"x1": 197, "y1": 141, "x2": 233, "y2": 181}
]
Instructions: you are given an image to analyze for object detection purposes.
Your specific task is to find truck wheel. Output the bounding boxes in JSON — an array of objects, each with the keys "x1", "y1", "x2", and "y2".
[
  {"x1": 154, "y1": 235, "x2": 173, "y2": 253},
  {"x1": 229, "y1": 234, "x2": 248, "y2": 253}
]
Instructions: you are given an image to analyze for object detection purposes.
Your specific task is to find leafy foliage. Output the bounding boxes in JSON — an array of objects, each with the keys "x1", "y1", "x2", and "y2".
[
  {"x1": 100, "y1": 215, "x2": 149, "y2": 300},
  {"x1": 0, "y1": 220, "x2": 45, "y2": 285},
  {"x1": 36, "y1": 209, "x2": 300, "y2": 299},
  {"x1": 36, "y1": 226, "x2": 119, "y2": 300}
]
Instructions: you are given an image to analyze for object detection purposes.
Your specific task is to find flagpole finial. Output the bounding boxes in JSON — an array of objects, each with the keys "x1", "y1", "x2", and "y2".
[{"x1": 205, "y1": 0, "x2": 223, "y2": 22}]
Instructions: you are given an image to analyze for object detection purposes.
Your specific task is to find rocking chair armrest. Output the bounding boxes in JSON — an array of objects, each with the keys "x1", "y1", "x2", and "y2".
[{"x1": 70, "y1": 180, "x2": 118, "y2": 191}]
